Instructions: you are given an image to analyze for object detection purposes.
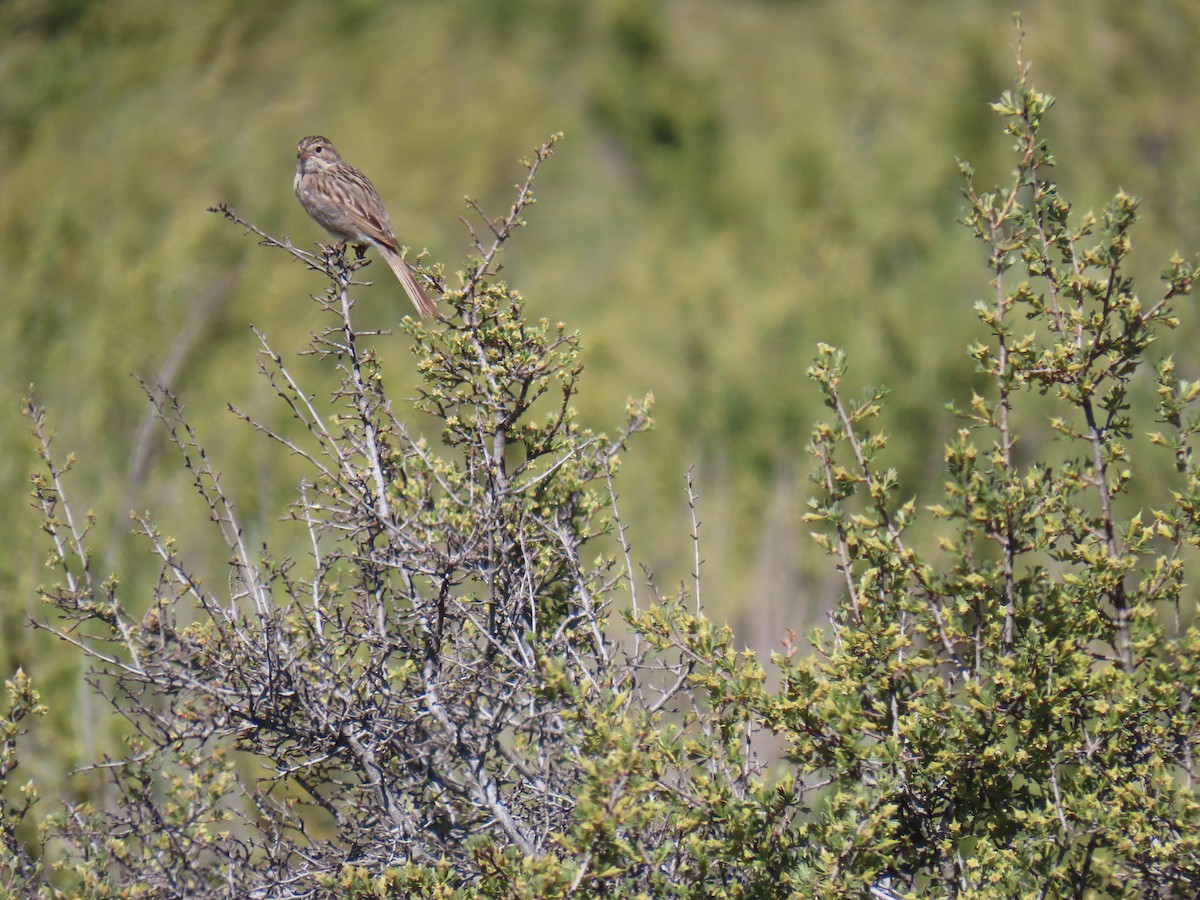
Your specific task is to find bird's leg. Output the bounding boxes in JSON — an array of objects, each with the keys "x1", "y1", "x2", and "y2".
[
  {"x1": 353, "y1": 243, "x2": 369, "y2": 260},
  {"x1": 321, "y1": 240, "x2": 348, "y2": 264}
]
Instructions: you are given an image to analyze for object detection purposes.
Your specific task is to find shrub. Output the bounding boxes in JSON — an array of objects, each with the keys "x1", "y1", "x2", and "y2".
[{"x1": 8, "y1": 33, "x2": 1200, "y2": 898}]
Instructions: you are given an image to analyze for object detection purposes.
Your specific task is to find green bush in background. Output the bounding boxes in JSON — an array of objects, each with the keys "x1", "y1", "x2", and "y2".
[
  {"x1": 2, "y1": 18, "x2": 1200, "y2": 892},
  {"x1": 5, "y1": 1, "x2": 1199, "y2": 649}
]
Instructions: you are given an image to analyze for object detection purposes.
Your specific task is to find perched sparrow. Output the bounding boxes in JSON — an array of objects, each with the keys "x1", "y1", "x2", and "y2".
[{"x1": 294, "y1": 135, "x2": 437, "y2": 318}]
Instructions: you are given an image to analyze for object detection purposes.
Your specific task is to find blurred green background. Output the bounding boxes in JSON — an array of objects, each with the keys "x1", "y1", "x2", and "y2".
[{"x1": 3, "y1": 0, "x2": 1200, "y2": 785}]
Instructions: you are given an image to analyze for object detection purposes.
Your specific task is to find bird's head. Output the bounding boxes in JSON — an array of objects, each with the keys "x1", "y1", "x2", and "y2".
[{"x1": 296, "y1": 135, "x2": 342, "y2": 173}]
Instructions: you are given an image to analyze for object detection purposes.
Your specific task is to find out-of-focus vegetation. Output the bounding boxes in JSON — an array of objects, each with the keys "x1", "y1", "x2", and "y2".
[
  {"x1": 1, "y1": 0, "x2": 1199, "y2": 799},
  {"x1": 9, "y1": 47, "x2": 1200, "y2": 893}
]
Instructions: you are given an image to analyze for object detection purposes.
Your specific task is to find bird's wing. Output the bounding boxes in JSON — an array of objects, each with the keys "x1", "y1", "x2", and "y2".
[{"x1": 342, "y1": 169, "x2": 400, "y2": 249}]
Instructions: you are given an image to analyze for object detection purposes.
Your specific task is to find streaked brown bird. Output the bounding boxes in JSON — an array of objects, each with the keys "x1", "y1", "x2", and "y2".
[{"x1": 294, "y1": 135, "x2": 437, "y2": 318}]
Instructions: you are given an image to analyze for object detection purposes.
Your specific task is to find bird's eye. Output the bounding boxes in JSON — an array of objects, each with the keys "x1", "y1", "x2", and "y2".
[{"x1": 314, "y1": 146, "x2": 324, "y2": 154}]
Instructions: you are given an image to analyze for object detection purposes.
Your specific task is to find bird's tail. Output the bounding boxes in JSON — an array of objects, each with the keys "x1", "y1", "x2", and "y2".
[{"x1": 379, "y1": 245, "x2": 438, "y2": 319}]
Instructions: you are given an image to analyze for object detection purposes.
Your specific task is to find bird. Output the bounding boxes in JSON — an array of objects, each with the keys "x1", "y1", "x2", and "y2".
[{"x1": 293, "y1": 135, "x2": 438, "y2": 318}]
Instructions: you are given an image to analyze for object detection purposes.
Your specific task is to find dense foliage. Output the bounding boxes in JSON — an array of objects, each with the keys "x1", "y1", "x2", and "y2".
[
  {"x1": 4, "y1": 2, "x2": 1200, "y2": 665},
  {"x1": 4, "y1": 35, "x2": 1200, "y2": 894}
]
